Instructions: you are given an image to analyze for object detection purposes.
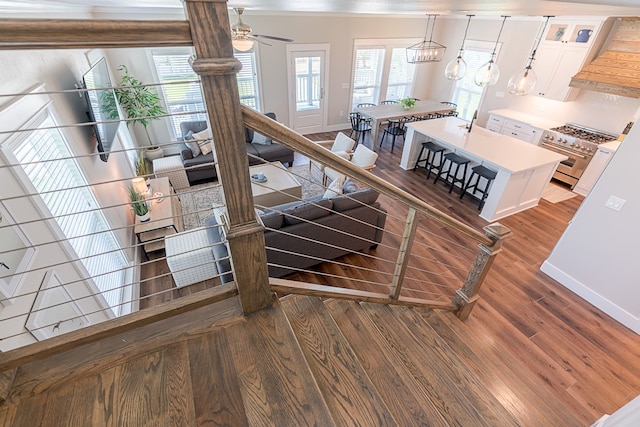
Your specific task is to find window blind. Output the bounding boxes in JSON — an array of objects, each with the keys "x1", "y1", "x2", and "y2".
[
  {"x1": 14, "y1": 113, "x2": 129, "y2": 317},
  {"x1": 385, "y1": 48, "x2": 415, "y2": 101},
  {"x1": 352, "y1": 48, "x2": 385, "y2": 108},
  {"x1": 152, "y1": 51, "x2": 261, "y2": 138}
]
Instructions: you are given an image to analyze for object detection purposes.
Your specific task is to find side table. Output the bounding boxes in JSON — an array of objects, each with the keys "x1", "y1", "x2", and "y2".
[
  {"x1": 134, "y1": 177, "x2": 181, "y2": 253},
  {"x1": 153, "y1": 155, "x2": 190, "y2": 190}
]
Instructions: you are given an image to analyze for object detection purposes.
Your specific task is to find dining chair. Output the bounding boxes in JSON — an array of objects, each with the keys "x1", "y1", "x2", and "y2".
[
  {"x1": 379, "y1": 117, "x2": 410, "y2": 153},
  {"x1": 349, "y1": 112, "x2": 372, "y2": 147},
  {"x1": 380, "y1": 100, "x2": 397, "y2": 105},
  {"x1": 440, "y1": 101, "x2": 459, "y2": 117},
  {"x1": 356, "y1": 103, "x2": 376, "y2": 108}
]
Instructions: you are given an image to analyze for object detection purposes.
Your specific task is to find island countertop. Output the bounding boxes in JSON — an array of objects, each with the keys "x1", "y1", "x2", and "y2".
[
  {"x1": 403, "y1": 117, "x2": 567, "y2": 173},
  {"x1": 400, "y1": 117, "x2": 568, "y2": 222}
]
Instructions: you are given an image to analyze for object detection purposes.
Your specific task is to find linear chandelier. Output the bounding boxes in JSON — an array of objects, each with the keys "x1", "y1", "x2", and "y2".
[
  {"x1": 507, "y1": 16, "x2": 553, "y2": 95},
  {"x1": 407, "y1": 14, "x2": 446, "y2": 63}
]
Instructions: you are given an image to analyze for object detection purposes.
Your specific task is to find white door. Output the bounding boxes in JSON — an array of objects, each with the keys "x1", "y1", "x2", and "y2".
[{"x1": 287, "y1": 45, "x2": 329, "y2": 134}]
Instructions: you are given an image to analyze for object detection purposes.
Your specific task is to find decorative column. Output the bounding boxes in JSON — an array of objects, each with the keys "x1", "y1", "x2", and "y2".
[
  {"x1": 452, "y1": 222, "x2": 512, "y2": 320},
  {"x1": 182, "y1": 0, "x2": 271, "y2": 313}
]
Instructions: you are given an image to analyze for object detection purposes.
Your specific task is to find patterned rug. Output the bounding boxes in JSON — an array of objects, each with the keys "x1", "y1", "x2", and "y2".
[{"x1": 177, "y1": 164, "x2": 325, "y2": 230}]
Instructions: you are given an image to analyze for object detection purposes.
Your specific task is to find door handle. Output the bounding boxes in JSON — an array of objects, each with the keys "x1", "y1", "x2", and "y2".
[{"x1": 320, "y1": 88, "x2": 325, "y2": 99}]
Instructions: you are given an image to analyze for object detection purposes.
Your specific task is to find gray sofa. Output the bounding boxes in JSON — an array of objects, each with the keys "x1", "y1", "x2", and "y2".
[
  {"x1": 180, "y1": 112, "x2": 295, "y2": 184},
  {"x1": 204, "y1": 180, "x2": 387, "y2": 282}
]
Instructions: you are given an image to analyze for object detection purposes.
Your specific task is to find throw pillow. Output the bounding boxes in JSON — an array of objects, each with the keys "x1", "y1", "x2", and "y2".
[
  {"x1": 252, "y1": 132, "x2": 272, "y2": 145},
  {"x1": 197, "y1": 139, "x2": 213, "y2": 156},
  {"x1": 323, "y1": 176, "x2": 345, "y2": 199},
  {"x1": 192, "y1": 128, "x2": 212, "y2": 140},
  {"x1": 185, "y1": 140, "x2": 201, "y2": 157},
  {"x1": 184, "y1": 130, "x2": 194, "y2": 140}
]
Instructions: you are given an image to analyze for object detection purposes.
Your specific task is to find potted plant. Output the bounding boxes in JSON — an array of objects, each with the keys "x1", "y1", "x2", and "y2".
[
  {"x1": 127, "y1": 184, "x2": 150, "y2": 222},
  {"x1": 115, "y1": 65, "x2": 167, "y2": 161},
  {"x1": 134, "y1": 151, "x2": 150, "y2": 182},
  {"x1": 399, "y1": 97, "x2": 416, "y2": 110}
]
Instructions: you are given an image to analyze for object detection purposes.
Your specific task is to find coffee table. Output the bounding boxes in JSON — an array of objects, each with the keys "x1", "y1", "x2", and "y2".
[
  {"x1": 249, "y1": 162, "x2": 302, "y2": 207},
  {"x1": 134, "y1": 177, "x2": 182, "y2": 253}
]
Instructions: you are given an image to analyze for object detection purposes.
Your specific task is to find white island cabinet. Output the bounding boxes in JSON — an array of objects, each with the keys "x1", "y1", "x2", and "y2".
[{"x1": 400, "y1": 117, "x2": 567, "y2": 222}]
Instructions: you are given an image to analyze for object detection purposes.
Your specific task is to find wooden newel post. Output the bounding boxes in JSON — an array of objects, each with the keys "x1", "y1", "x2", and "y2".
[
  {"x1": 453, "y1": 222, "x2": 512, "y2": 321},
  {"x1": 183, "y1": 0, "x2": 271, "y2": 314}
]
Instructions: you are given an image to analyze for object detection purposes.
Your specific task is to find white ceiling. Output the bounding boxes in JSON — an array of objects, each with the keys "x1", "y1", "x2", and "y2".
[{"x1": 2, "y1": 0, "x2": 640, "y2": 17}]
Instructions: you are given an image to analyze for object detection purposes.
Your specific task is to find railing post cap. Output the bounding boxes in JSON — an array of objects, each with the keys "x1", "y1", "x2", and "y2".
[{"x1": 484, "y1": 222, "x2": 512, "y2": 240}]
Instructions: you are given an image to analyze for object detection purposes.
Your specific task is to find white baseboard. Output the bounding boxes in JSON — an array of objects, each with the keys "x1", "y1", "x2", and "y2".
[
  {"x1": 540, "y1": 261, "x2": 640, "y2": 334},
  {"x1": 326, "y1": 123, "x2": 351, "y2": 132}
]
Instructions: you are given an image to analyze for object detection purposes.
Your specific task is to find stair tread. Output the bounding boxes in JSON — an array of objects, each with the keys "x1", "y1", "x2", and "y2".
[
  {"x1": 282, "y1": 295, "x2": 397, "y2": 426},
  {"x1": 361, "y1": 302, "x2": 520, "y2": 426},
  {"x1": 226, "y1": 299, "x2": 335, "y2": 426},
  {"x1": 326, "y1": 299, "x2": 450, "y2": 426},
  {"x1": 424, "y1": 309, "x2": 583, "y2": 426}
]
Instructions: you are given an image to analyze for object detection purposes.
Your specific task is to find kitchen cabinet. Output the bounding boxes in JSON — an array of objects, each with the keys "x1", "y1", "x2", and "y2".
[
  {"x1": 533, "y1": 18, "x2": 605, "y2": 102},
  {"x1": 486, "y1": 114, "x2": 542, "y2": 145},
  {"x1": 573, "y1": 142, "x2": 619, "y2": 196}
]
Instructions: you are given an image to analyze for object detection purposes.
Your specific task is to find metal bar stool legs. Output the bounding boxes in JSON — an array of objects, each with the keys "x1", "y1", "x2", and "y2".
[
  {"x1": 434, "y1": 152, "x2": 470, "y2": 193},
  {"x1": 460, "y1": 164, "x2": 497, "y2": 210},
  {"x1": 414, "y1": 140, "x2": 446, "y2": 180}
]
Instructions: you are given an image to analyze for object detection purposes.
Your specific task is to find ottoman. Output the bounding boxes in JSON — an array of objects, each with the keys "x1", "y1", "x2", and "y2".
[
  {"x1": 153, "y1": 155, "x2": 190, "y2": 190},
  {"x1": 165, "y1": 227, "x2": 217, "y2": 287}
]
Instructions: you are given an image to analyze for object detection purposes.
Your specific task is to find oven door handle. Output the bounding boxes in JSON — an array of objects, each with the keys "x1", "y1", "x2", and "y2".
[{"x1": 540, "y1": 142, "x2": 588, "y2": 159}]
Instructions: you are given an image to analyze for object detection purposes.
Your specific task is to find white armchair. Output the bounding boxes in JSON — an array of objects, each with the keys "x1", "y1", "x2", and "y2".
[
  {"x1": 309, "y1": 132, "x2": 356, "y2": 179},
  {"x1": 324, "y1": 144, "x2": 378, "y2": 184}
]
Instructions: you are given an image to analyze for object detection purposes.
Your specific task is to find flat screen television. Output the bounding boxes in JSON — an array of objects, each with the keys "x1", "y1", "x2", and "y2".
[{"x1": 82, "y1": 58, "x2": 121, "y2": 162}]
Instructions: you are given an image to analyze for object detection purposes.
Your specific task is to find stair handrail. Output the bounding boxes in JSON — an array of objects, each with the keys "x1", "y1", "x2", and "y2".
[{"x1": 241, "y1": 106, "x2": 492, "y2": 246}]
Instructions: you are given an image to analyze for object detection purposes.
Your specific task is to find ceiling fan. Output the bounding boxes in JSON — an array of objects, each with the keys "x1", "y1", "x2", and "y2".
[{"x1": 231, "y1": 7, "x2": 294, "y2": 51}]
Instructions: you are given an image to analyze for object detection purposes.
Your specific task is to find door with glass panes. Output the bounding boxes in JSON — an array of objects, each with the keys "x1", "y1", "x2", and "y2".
[{"x1": 287, "y1": 45, "x2": 328, "y2": 134}]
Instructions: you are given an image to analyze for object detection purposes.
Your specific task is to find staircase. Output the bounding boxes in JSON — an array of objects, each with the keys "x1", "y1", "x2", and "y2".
[{"x1": 0, "y1": 295, "x2": 583, "y2": 426}]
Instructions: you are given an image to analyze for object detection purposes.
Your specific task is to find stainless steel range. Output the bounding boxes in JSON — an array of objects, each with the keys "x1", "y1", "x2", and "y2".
[{"x1": 539, "y1": 124, "x2": 617, "y2": 188}]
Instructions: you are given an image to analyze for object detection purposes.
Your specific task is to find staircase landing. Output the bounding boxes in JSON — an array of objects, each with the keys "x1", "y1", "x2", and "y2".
[{"x1": 0, "y1": 294, "x2": 586, "y2": 426}]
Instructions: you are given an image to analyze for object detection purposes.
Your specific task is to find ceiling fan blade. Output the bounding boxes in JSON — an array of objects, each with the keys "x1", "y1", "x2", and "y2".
[
  {"x1": 252, "y1": 34, "x2": 294, "y2": 43},
  {"x1": 247, "y1": 35, "x2": 272, "y2": 47}
]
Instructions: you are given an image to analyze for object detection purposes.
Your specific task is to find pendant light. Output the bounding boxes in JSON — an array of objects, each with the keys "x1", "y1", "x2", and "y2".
[
  {"x1": 445, "y1": 15, "x2": 474, "y2": 80},
  {"x1": 507, "y1": 16, "x2": 552, "y2": 95},
  {"x1": 475, "y1": 16, "x2": 509, "y2": 87},
  {"x1": 407, "y1": 14, "x2": 447, "y2": 63}
]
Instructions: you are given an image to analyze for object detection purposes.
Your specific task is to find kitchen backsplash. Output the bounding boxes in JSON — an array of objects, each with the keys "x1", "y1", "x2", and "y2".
[{"x1": 508, "y1": 90, "x2": 640, "y2": 135}]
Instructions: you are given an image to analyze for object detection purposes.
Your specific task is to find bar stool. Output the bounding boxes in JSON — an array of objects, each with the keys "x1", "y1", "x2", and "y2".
[
  {"x1": 414, "y1": 140, "x2": 446, "y2": 180},
  {"x1": 434, "y1": 152, "x2": 470, "y2": 193},
  {"x1": 460, "y1": 164, "x2": 497, "y2": 210}
]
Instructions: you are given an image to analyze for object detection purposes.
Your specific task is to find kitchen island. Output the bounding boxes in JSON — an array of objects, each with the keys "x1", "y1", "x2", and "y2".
[{"x1": 401, "y1": 117, "x2": 567, "y2": 222}]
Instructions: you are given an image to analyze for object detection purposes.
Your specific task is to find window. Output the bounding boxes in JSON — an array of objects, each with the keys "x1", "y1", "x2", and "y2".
[
  {"x1": 385, "y1": 48, "x2": 415, "y2": 101},
  {"x1": 13, "y1": 111, "x2": 130, "y2": 317},
  {"x1": 352, "y1": 48, "x2": 385, "y2": 107},
  {"x1": 351, "y1": 40, "x2": 418, "y2": 109},
  {"x1": 450, "y1": 41, "x2": 498, "y2": 121},
  {"x1": 151, "y1": 50, "x2": 261, "y2": 138}
]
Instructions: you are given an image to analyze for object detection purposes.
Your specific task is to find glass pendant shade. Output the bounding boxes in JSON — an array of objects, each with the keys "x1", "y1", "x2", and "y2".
[
  {"x1": 474, "y1": 16, "x2": 508, "y2": 87},
  {"x1": 507, "y1": 66, "x2": 537, "y2": 95},
  {"x1": 445, "y1": 56, "x2": 467, "y2": 80},
  {"x1": 445, "y1": 15, "x2": 473, "y2": 80},
  {"x1": 507, "y1": 16, "x2": 551, "y2": 96},
  {"x1": 475, "y1": 59, "x2": 500, "y2": 87}
]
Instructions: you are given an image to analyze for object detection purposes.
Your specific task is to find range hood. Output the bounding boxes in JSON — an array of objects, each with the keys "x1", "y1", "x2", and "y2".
[{"x1": 570, "y1": 17, "x2": 640, "y2": 98}]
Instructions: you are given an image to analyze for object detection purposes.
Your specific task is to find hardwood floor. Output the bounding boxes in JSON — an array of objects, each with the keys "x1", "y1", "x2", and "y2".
[{"x1": 82, "y1": 129, "x2": 640, "y2": 425}]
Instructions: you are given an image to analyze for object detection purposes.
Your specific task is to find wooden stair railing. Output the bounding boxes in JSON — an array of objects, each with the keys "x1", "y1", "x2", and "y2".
[{"x1": 0, "y1": 1, "x2": 510, "y2": 399}]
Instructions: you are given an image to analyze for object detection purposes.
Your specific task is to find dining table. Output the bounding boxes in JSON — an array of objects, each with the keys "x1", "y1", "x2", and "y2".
[{"x1": 355, "y1": 100, "x2": 455, "y2": 146}]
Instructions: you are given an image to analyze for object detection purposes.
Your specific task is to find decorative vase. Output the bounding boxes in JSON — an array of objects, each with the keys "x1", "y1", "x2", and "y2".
[
  {"x1": 554, "y1": 27, "x2": 565, "y2": 41},
  {"x1": 145, "y1": 146, "x2": 164, "y2": 162},
  {"x1": 137, "y1": 211, "x2": 150, "y2": 222}
]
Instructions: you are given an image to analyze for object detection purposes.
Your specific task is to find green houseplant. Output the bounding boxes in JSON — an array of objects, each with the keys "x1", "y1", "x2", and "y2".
[
  {"x1": 399, "y1": 97, "x2": 416, "y2": 110},
  {"x1": 134, "y1": 151, "x2": 149, "y2": 179},
  {"x1": 114, "y1": 65, "x2": 166, "y2": 156},
  {"x1": 126, "y1": 184, "x2": 150, "y2": 222}
]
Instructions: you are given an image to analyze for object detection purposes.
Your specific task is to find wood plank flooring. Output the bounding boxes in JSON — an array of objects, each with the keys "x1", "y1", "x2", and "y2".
[{"x1": 2, "y1": 130, "x2": 637, "y2": 425}]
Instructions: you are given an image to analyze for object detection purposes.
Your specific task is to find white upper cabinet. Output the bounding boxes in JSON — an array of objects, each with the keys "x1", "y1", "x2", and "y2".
[{"x1": 533, "y1": 18, "x2": 606, "y2": 102}]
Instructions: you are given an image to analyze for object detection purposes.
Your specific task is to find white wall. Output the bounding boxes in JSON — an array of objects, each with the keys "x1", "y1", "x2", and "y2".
[{"x1": 541, "y1": 120, "x2": 640, "y2": 334}]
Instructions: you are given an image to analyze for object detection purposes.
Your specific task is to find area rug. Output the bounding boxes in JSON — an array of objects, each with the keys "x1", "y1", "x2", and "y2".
[
  {"x1": 542, "y1": 182, "x2": 578, "y2": 203},
  {"x1": 177, "y1": 164, "x2": 325, "y2": 230}
]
